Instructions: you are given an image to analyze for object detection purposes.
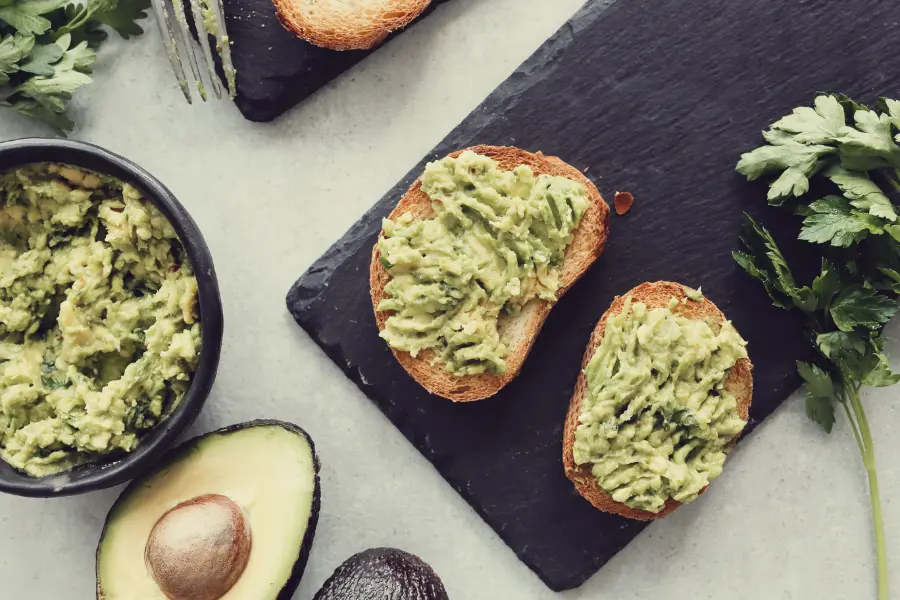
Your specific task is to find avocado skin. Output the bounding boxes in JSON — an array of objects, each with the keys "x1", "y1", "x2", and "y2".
[
  {"x1": 95, "y1": 419, "x2": 321, "y2": 600},
  {"x1": 313, "y1": 548, "x2": 449, "y2": 600}
]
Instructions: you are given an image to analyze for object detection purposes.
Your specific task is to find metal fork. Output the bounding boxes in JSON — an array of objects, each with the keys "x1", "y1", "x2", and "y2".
[{"x1": 151, "y1": 0, "x2": 237, "y2": 103}]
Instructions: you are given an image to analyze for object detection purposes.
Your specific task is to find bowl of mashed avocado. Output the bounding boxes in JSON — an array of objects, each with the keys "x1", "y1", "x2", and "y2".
[{"x1": 0, "y1": 138, "x2": 223, "y2": 497}]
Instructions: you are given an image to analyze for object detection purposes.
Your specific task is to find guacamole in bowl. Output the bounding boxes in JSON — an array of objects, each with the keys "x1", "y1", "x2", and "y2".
[{"x1": 0, "y1": 139, "x2": 222, "y2": 495}]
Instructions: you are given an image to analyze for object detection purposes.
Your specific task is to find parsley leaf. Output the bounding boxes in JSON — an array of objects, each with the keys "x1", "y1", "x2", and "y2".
[
  {"x1": 3, "y1": 97, "x2": 76, "y2": 130},
  {"x1": 878, "y1": 267, "x2": 900, "y2": 282},
  {"x1": 805, "y1": 395, "x2": 836, "y2": 433},
  {"x1": 838, "y1": 109, "x2": 900, "y2": 171},
  {"x1": 14, "y1": 63, "x2": 91, "y2": 111},
  {"x1": 93, "y1": 0, "x2": 148, "y2": 38},
  {"x1": 737, "y1": 95, "x2": 844, "y2": 202},
  {"x1": 18, "y1": 40, "x2": 64, "y2": 75},
  {"x1": 0, "y1": 32, "x2": 33, "y2": 84},
  {"x1": 736, "y1": 142, "x2": 835, "y2": 203},
  {"x1": 55, "y1": 32, "x2": 93, "y2": 68},
  {"x1": 829, "y1": 285, "x2": 898, "y2": 332},
  {"x1": 15, "y1": 65, "x2": 91, "y2": 111},
  {"x1": 827, "y1": 334, "x2": 900, "y2": 388},
  {"x1": 811, "y1": 260, "x2": 842, "y2": 309},
  {"x1": 884, "y1": 225, "x2": 900, "y2": 244},
  {"x1": 797, "y1": 361, "x2": 836, "y2": 433},
  {"x1": 798, "y1": 360, "x2": 836, "y2": 397},
  {"x1": 862, "y1": 357, "x2": 900, "y2": 387},
  {"x1": 0, "y1": 0, "x2": 67, "y2": 33},
  {"x1": 734, "y1": 213, "x2": 811, "y2": 309},
  {"x1": 877, "y1": 267, "x2": 900, "y2": 293},
  {"x1": 798, "y1": 195, "x2": 884, "y2": 247},
  {"x1": 817, "y1": 330, "x2": 867, "y2": 361},
  {"x1": 1, "y1": 33, "x2": 95, "y2": 131},
  {"x1": 825, "y1": 165, "x2": 898, "y2": 221},
  {"x1": 57, "y1": 0, "x2": 149, "y2": 40},
  {"x1": 877, "y1": 97, "x2": 900, "y2": 140},
  {"x1": 829, "y1": 92, "x2": 869, "y2": 114},
  {"x1": 13, "y1": 34, "x2": 94, "y2": 112},
  {"x1": 770, "y1": 95, "x2": 845, "y2": 144}
]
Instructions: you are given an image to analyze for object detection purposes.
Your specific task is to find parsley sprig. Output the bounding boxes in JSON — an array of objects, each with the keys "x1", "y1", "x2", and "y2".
[
  {"x1": 0, "y1": 0, "x2": 149, "y2": 132},
  {"x1": 735, "y1": 93, "x2": 900, "y2": 600}
]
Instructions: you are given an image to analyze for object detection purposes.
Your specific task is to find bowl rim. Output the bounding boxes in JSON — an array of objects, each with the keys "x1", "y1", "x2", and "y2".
[{"x1": 0, "y1": 137, "x2": 224, "y2": 497}]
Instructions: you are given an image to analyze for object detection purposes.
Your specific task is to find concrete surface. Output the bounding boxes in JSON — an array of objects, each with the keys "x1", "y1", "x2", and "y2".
[{"x1": 1, "y1": 0, "x2": 898, "y2": 598}]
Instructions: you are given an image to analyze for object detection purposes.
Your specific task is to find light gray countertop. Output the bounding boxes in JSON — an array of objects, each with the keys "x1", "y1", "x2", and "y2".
[{"x1": 1, "y1": 1, "x2": 898, "y2": 598}]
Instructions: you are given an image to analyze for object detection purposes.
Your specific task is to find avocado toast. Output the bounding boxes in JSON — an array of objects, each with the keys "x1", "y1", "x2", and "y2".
[
  {"x1": 370, "y1": 145, "x2": 610, "y2": 402},
  {"x1": 563, "y1": 281, "x2": 753, "y2": 520}
]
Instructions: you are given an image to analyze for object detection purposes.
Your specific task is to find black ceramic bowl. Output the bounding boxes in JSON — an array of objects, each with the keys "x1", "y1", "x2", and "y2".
[{"x1": 0, "y1": 138, "x2": 224, "y2": 497}]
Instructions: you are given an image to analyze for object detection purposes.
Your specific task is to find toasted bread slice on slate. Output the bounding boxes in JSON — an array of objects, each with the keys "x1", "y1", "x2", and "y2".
[
  {"x1": 370, "y1": 145, "x2": 610, "y2": 402},
  {"x1": 563, "y1": 281, "x2": 754, "y2": 520},
  {"x1": 275, "y1": 0, "x2": 431, "y2": 51}
]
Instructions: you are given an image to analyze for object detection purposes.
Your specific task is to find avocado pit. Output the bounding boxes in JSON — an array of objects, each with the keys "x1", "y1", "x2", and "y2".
[{"x1": 145, "y1": 494, "x2": 252, "y2": 600}]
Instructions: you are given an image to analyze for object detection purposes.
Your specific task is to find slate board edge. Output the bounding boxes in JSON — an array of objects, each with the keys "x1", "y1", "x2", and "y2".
[{"x1": 286, "y1": 2, "x2": 642, "y2": 591}]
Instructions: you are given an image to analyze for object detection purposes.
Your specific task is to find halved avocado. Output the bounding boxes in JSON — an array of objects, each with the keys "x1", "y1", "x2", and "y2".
[
  {"x1": 96, "y1": 420, "x2": 320, "y2": 600},
  {"x1": 313, "y1": 548, "x2": 449, "y2": 600}
]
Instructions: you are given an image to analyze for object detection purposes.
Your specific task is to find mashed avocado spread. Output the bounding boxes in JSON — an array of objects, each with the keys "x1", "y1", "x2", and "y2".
[
  {"x1": 0, "y1": 164, "x2": 201, "y2": 476},
  {"x1": 377, "y1": 151, "x2": 588, "y2": 375},
  {"x1": 573, "y1": 294, "x2": 748, "y2": 513}
]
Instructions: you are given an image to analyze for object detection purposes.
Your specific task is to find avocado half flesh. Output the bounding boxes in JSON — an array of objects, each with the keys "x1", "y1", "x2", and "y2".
[
  {"x1": 96, "y1": 420, "x2": 321, "y2": 600},
  {"x1": 314, "y1": 548, "x2": 449, "y2": 600}
]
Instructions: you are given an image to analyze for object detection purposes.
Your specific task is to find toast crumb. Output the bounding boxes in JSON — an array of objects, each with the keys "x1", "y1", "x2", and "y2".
[{"x1": 370, "y1": 146, "x2": 610, "y2": 402}]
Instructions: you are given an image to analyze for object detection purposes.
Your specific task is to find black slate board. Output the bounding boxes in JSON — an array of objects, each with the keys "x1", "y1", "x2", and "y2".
[
  {"x1": 220, "y1": 0, "x2": 449, "y2": 121},
  {"x1": 287, "y1": 0, "x2": 900, "y2": 591}
]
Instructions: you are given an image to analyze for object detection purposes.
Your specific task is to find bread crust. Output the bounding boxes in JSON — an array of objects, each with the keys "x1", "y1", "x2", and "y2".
[
  {"x1": 370, "y1": 145, "x2": 610, "y2": 402},
  {"x1": 562, "y1": 281, "x2": 754, "y2": 520},
  {"x1": 275, "y1": 0, "x2": 432, "y2": 51}
]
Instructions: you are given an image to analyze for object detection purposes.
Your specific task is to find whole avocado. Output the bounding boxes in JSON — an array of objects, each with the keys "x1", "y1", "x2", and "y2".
[{"x1": 313, "y1": 548, "x2": 449, "y2": 600}]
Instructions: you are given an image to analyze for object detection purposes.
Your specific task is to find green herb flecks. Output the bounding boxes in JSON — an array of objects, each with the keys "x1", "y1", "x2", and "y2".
[{"x1": 735, "y1": 93, "x2": 900, "y2": 600}]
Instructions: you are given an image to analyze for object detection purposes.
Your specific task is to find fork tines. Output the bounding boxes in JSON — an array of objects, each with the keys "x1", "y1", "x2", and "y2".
[{"x1": 152, "y1": 0, "x2": 237, "y2": 103}]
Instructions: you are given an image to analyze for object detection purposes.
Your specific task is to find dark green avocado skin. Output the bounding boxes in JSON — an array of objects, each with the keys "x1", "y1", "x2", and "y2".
[
  {"x1": 313, "y1": 548, "x2": 449, "y2": 600},
  {"x1": 94, "y1": 419, "x2": 321, "y2": 600}
]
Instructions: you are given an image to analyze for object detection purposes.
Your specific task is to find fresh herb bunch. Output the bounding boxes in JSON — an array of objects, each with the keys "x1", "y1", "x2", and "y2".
[
  {"x1": 0, "y1": 0, "x2": 149, "y2": 132},
  {"x1": 734, "y1": 93, "x2": 900, "y2": 600}
]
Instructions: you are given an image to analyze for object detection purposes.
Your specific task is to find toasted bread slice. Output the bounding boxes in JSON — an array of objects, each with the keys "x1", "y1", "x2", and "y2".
[
  {"x1": 563, "y1": 281, "x2": 754, "y2": 520},
  {"x1": 275, "y1": 0, "x2": 431, "y2": 51},
  {"x1": 370, "y1": 145, "x2": 610, "y2": 402}
]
